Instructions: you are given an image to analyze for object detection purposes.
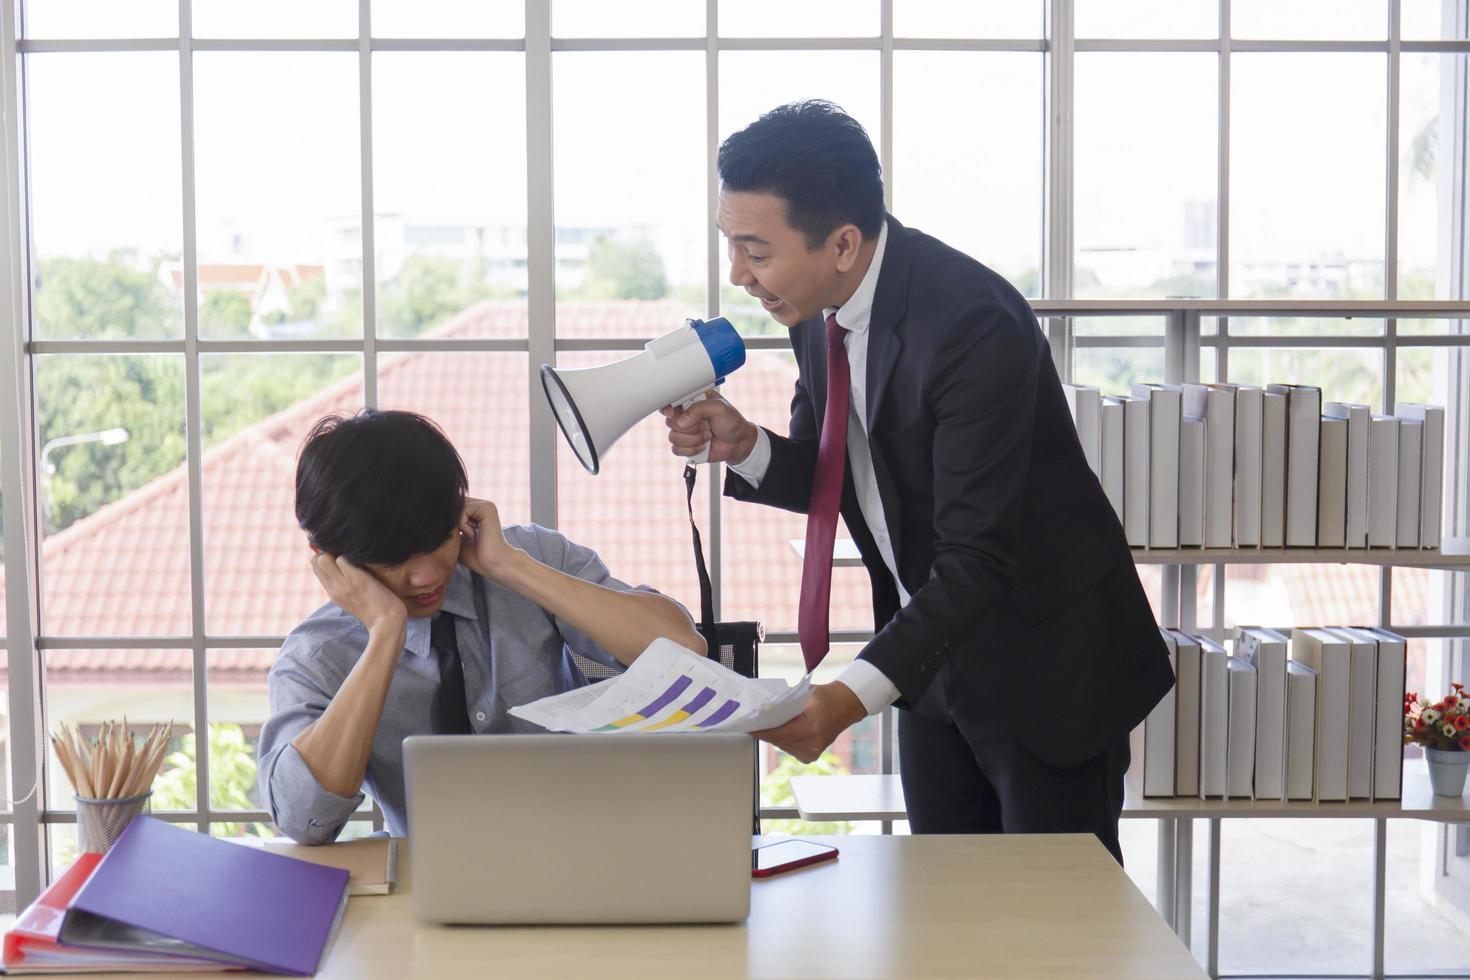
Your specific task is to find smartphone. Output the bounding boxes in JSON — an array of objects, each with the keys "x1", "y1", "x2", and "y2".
[{"x1": 751, "y1": 839, "x2": 839, "y2": 878}]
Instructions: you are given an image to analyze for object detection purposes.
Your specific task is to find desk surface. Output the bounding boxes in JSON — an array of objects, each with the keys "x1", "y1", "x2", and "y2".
[{"x1": 55, "y1": 833, "x2": 1202, "y2": 980}]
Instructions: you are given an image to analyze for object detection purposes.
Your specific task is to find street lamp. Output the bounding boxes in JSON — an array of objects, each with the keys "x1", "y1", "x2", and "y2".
[{"x1": 39, "y1": 427, "x2": 129, "y2": 530}]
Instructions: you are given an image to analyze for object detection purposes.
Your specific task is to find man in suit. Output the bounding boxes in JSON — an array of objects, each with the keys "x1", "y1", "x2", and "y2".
[{"x1": 664, "y1": 101, "x2": 1172, "y2": 861}]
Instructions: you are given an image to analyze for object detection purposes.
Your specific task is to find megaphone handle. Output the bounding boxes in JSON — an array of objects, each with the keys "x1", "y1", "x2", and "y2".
[{"x1": 679, "y1": 389, "x2": 715, "y2": 466}]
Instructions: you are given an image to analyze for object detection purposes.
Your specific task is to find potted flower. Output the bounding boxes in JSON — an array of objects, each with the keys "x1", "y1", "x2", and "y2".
[{"x1": 1404, "y1": 683, "x2": 1470, "y2": 797}]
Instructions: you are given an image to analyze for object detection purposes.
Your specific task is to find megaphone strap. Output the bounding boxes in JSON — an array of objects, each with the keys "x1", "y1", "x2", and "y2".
[{"x1": 683, "y1": 464, "x2": 718, "y2": 658}]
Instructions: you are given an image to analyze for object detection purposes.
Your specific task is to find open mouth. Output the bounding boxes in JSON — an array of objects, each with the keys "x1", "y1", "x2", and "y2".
[
  {"x1": 408, "y1": 585, "x2": 443, "y2": 608},
  {"x1": 758, "y1": 296, "x2": 784, "y2": 312}
]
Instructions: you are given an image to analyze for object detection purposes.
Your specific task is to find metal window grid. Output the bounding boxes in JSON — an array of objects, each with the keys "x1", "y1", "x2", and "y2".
[{"x1": 0, "y1": 3, "x2": 1468, "y2": 976}]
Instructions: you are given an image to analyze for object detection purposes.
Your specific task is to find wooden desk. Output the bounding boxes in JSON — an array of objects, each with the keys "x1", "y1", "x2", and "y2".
[{"x1": 52, "y1": 834, "x2": 1201, "y2": 979}]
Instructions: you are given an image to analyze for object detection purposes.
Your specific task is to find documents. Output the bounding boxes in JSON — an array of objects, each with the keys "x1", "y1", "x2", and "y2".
[{"x1": 512, "y1": 638, "x2": 811, "y2": 734}]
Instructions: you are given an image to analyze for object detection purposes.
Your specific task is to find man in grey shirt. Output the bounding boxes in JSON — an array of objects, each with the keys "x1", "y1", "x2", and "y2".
[{"x1": 257, "y1": 410, "x2": 704, "y2": 844}]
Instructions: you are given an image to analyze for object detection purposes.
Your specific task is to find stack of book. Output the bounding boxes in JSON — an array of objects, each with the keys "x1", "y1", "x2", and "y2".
[
  {"x1": 1063, "y1": 383, "x2": 1446, "y2": 550},
  {"x1": 1131, "y1": 626, "x2": 1407, "y2": 802}
]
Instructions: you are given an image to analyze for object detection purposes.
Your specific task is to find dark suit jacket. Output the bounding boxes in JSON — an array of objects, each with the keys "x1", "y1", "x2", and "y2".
[{"x1": 726, "y1": 216, "x2": 1173, "y2": 768}]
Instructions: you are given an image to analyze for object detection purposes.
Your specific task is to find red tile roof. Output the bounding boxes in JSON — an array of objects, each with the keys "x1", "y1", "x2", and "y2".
[{"x1": 0, "y1": 299, "x2": 1437, "y2": 681}]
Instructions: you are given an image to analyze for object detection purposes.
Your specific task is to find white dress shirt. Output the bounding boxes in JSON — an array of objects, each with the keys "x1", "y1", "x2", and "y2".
[{"x1": 730, "y1": 222, "x2": 904, "y2": 715}]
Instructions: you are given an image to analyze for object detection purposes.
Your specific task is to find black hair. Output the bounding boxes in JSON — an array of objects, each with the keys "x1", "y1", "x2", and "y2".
[
  {"x1": 717, "y1": 99, "x2": 885, "y2": 250},
  {"x1": 294, "y1": 409, "x2": 467, "y2": 566}
]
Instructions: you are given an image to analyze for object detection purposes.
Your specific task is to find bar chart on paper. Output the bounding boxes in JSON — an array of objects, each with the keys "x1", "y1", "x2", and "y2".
[{"x1": 511, "y1": 639, "x2": 808, "y2": 734}]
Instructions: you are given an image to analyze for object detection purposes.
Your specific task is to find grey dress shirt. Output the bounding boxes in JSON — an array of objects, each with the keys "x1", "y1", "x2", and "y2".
[{"x1": 257, "y1": 524, "x2": 664, "y2": 844}]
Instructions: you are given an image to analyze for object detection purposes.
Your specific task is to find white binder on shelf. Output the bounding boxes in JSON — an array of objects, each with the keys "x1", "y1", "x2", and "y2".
[
  {"x1": 1316, "y1": 415, "x2": 1348, "y2": 548},
  {"x1": 1226, "y1": 655, "x2": 1258, "y2": 800},
  {"x1": 1171, "y1": 630, "x2": 1202, "y2": 798},
  {"x1": 1179, "y1": 415, "x2": 1205, "y2": 548},
  {"x1": 1260, "y1": 390, "x2": 1288, "y2": 548},
  {"x1": 1366, "y1": 627, "x2": 1407, "y2": 800},
  {"x1": 1063, "y1": 384, "x2": 1102, "y2": 481},
  {"x1": 1183, "y1": 383, "x2": 1235, "y2": 548},
  {"x1": 1285, "y1": 660, "x2": 1318, "y2": 802},
  {"x1": 1323, "y1": 402, "x2": 1369, "y2": 548},
  {"x1": 1101, "y1": 396, "x2": 1126, "y2": 523},
  {"x1": 1290, "y1": 628, "x2": 1350, "y2": 802},
  {"x1": 1366, "y1": 415, "x2": 1400, "y2": 548},
  {"x1": 1132, "y1": 383, "x2": 1182, "y2": 549},
  {"x1": 1221, "y1": 383, "x2": 1264, "y2": 548},
  {"x1": 1330, "y1": 627, "x2": 1379, "y2": 801},
  {"x1": 1238, "y1": 626, "x2": 1289, "y2": 801},
  {"x1": 1123, "y1": 395, "x2": 1151, "y2": 548},
  {"x1": 1394, "y1": 403, "x2": 1443, "y2": 548},
  {"x1": 1199, "y1": 635, "x2": 1229, "y2": 800},
  {"x1": 1395, "y1": 417, "x2": 1423, "y2": 549},
  {"x1": 1266, "y1": 384, "x2": 1321, "y2": 547}
]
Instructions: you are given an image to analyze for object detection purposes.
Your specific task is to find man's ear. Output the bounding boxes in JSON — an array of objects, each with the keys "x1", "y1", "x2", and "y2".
[{"x1": 831, "y1": 224, "x2": 865, "y2": 274}]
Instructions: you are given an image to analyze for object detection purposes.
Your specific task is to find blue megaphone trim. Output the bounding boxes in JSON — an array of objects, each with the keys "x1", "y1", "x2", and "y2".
[{"x1": 691, "y1": 316, "x2": 745, "y2": 383}]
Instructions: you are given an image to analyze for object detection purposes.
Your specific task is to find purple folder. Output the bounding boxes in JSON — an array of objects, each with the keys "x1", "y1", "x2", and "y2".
[{"x1": 63, "y1": 817, "x2": 349, "y2": 976}]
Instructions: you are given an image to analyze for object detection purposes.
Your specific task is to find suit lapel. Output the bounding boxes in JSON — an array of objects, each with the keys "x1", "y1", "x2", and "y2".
[{"x1": 865, "y1": 215, "x2": 909, "y2": 433}]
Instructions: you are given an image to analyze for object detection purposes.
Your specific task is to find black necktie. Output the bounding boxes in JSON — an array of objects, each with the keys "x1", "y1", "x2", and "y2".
[{"x1": 431, "y1": 612, "x2": 473, "y2": 734}]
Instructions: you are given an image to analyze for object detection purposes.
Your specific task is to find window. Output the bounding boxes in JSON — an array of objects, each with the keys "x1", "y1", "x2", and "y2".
[{"x1": 0, "y1": 4, "x2": 1467, "y2": 972}]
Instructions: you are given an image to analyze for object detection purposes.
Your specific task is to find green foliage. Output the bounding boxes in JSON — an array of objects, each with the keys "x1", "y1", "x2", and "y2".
[
  {"x1": 578, "y1": 235, "x2": 668, "y2": 301},
  {"x1": 759, "y1": 750, "x2": 853, "y2": 836},
  {"x1": 154, "y1": 724, "x2": 272, "y2": 838},
  {"x1": 33, "y1": 253, "x2": 179, "y2": 340},
  {"x1": 377, "y1": 253, "x2": 494, "y2": 337},
  {"x1": 199, "y1": 289, "x2": 253, "y2": 338},
  {"x1": 35, "y1": 256, "x2": 359, "y2": 533}
]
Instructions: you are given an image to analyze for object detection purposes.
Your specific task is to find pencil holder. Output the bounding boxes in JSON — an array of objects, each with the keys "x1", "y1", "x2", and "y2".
[{"x1": 75, "y1": 791, "x2": 152, "y2": 854}]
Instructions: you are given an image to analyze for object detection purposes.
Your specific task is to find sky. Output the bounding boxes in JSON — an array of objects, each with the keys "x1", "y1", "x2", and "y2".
[{"x1": 17, "y1": 0, "x2": 1466, "y2": 300}]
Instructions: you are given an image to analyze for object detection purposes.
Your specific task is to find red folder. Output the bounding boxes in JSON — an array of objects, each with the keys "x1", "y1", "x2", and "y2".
[{"x1": 3, "y1": 852, "x2": 234, "y2": 974}]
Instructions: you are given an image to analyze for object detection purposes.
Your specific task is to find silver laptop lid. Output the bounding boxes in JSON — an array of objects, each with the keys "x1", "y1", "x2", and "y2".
[{"x1": 403, "y1": 733, "x2": 754, "y2": 924}]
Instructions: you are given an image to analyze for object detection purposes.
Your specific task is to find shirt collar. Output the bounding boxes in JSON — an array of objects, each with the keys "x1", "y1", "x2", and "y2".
[
  {"x1": 823, "y1": 220, "x2": 888, "y2": 336},
  {"x1": 402, "y1": 562, "x2": 478, "y2": 658}
]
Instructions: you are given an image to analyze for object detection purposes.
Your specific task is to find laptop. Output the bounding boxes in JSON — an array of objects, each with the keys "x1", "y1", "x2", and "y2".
[{"x1": 403, "y1": 733, "x2": 755, "y2": 924}]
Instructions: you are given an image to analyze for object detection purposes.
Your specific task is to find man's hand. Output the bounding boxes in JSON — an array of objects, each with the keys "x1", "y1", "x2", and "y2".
[
  {"x1": 660, "y1": 394, "x2": 759, "y2": 465},
  {"x1": 458, "y1": 496, "x2": 517, "y2": 580},
  {"x1": 309, "y1": 552, "x2": 405, "y2": 635},
  {"x1": 751, "y1": 681, "x2": 867, "y2": 764}
]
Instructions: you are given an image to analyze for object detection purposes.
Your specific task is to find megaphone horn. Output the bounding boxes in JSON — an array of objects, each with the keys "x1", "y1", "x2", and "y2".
[{"x1": 540, "y1": 316, "x2": 746, "y2": 475}]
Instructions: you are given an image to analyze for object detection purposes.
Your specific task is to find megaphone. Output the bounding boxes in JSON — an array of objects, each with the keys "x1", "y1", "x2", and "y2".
[{"x1": 540, "y1": 316, "x2": 745, "y2": 474}]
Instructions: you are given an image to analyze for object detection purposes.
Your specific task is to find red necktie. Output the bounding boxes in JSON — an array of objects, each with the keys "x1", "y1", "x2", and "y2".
[{"x1": 798, "y1": 313, "x2": 850, "y2": 673}]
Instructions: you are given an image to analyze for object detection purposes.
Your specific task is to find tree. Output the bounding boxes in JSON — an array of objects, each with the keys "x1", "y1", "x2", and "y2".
[
  {"x1": 578, "y1": 235, "x2": 668, "y2": 301},
  {"x1": 759, "y1": 750, "x2": 853, "y2": 836},
  {"x1": 377, "y1": 254, "x2": 494, "y2": 337},
  {"x1": 153, "y1": 723, "x2": 273, "y2": 838},
  {"x1": 35, "y1": 256, "x2": 358, "y2": 533},
  {"x1": 200, "y1": 289, "x2": 253, "y2": 339}
]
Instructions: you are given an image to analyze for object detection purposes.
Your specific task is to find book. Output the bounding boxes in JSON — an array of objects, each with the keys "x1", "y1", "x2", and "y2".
[
  {"x1": 1316, "y1": 415, "x2": 1348, "y2": 548},
  {"x1": 1220, "y1": 383, "x2": 1263, "y2": 547},
  {"x1": 1172, "y1": 630, "x2": 1202, "y2": 797},
  {"x1": 1366, "y1": 627, "x2": 1407, "y2": 800},
  {"x1": 1132, "y1": 383, "x2": 1181, "y2": 548},
  {"x1": 60, "y1": 817, "x2": 349, "y2": 976},
  {"x1": 1198, "y1": 635, "x2": 1229, "y2": 799},
  {"x1": 1285, "y1": 660, "x2": 1318, "y2": 801},
  {"x1": 1260, "y1": 390, "x2": 1288, "y2": 547},
  {"x1": 1237, "y1": 626, "x2": 1289, "y2": 801},
  {"x1": 1123, "y1": 395, "x2": 1151, "y2": 547},
  {"x1": 1142, "y1": 629, "x2": 1178, "y2": 797},
  {"x1": 1101, "y1": 396, "x2": 1126, "y2": 523},
  {"x1": 255, "y1": 836, "x2": 399, "y2": 896},
  {"x1": 1323, "y1": 402, "x2": 1369, "y2": 548},
  {"x1": 1396, "y1": 417, "x2": 1423, "y2": 548},
  {"x1": 1063, "y1": 384, "x2": 1102, "y2": 481},
  {"x1": 1330, "y1": 627, "x2": 1379, "y2": 800},
  {"x1": 1183, "y1": 383, "x2": 1235, "y2": 548},
  {"x1": 1394, "y1": 403, "x2": 1443, "y2": 548},
  {"x1": 4, "y1": 853, "x2": 233, "y2": 974},
  {"x1": 1289, "y1": 628, "x2": 1350, "y2": 801},
  {"x1": 1226, "y1": 655, "x2": 1258, "y2": 800},
  {"x1": 1179, "y1": 415, "x2": 1205, "y2": 547},
  {"x1": 1366, "y1": 414, "x2": 1400, "y2": 547},
  {"x1": 1266, "y1": 384, "x2": 1321, "y2": 547}
]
